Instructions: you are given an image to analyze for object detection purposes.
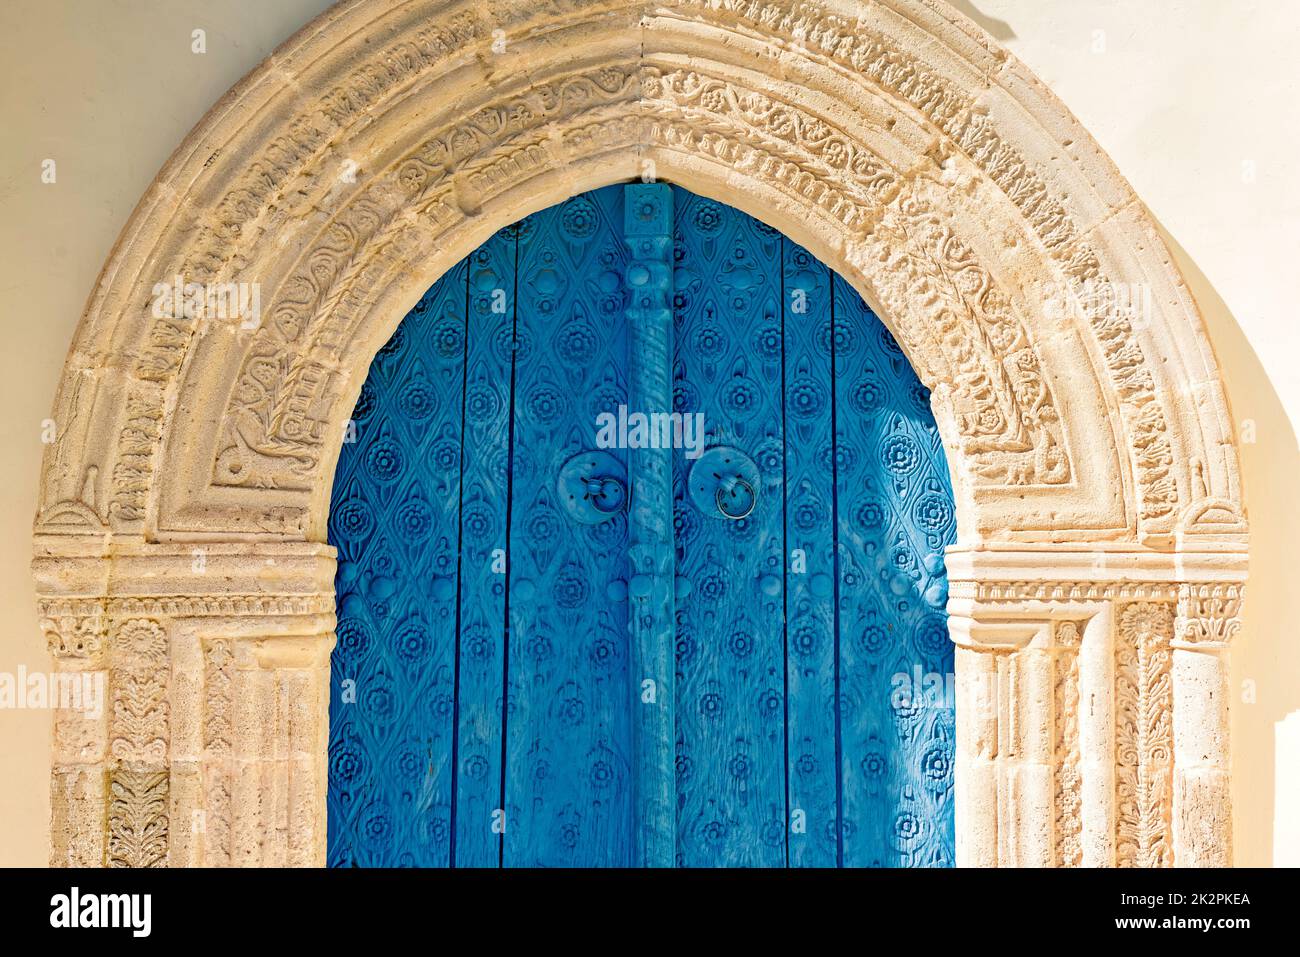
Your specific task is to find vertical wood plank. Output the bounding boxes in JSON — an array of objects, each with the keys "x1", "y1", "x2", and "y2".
[
  {"x1": 672, "y1": 190, "x2": 786, "y2": 867},
  {"x1": 781, "y1": 241, "x2": 838, "y2": 867},
  {"x1": 832, "y1": 275, "x2": 957, "y2": 867},
  {"x1": 503, "y1": 187, "x2": 633, "y2": 866},
  {"x1": 452, "y1": 230, "x2": 517, "y2": 867},
  {"x1": 326, "y1": 257, "x2": 470, "y2": 866}
]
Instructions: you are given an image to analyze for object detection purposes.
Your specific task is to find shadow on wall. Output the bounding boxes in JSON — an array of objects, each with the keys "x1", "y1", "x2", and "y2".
[
  {"x1": 949, "y1": 1, "x2": 1017, "y2": 41},
  {"x1": 1156, "y1": 220, "x2": 1300, "y2": 868}
]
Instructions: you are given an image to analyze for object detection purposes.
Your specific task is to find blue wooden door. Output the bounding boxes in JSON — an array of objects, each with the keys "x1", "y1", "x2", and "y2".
[{"x1": 327, "y1": 185, "x2": 956, "y2": 867}]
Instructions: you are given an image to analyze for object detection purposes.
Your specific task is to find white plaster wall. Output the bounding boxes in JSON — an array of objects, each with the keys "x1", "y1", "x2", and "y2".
[{"x1": 0, "y1": 0, "x2": 1294, "y2": 866}]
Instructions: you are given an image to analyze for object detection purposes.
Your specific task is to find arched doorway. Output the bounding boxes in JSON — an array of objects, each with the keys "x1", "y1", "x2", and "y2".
[
  {"x1": 326, "y1": 184, "x2": 956, "y2": 867},
  {"x1": 34, "y1": 0, "x2": 1248, "y2": 869}
]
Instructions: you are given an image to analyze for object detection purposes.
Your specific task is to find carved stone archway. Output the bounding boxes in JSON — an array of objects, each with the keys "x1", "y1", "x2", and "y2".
[{"x1": 35, "y1": 0, "x2": 1247, "y2": 867}]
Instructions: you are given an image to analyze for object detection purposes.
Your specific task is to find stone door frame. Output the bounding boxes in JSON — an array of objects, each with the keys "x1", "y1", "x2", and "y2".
[{"x1": 34, "y1": 0, "x2": 1247, "y2": 867}]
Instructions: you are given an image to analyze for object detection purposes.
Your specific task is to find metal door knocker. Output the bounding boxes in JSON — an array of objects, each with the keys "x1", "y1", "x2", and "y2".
[
  {"x1": 558, "y1": 450, "x2": 628, "y2": 524},
  {"x1": 689, "y1": 446, "x2": 760, "y2": 520}
]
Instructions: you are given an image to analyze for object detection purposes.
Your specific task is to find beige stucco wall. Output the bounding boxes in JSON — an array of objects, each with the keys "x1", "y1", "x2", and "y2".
[{"x1": 0, "y1": 0, "x2": 1294, "y2": 867}]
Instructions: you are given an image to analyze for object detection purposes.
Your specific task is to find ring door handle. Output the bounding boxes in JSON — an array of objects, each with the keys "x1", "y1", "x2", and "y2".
[
  {"x1": 585, "y1": 474, "x2": 628, "y2": 516},
  {"x1": 688, "y1": 445, "x2": 761, "y2": 521},
  {"x1": 558, "y1": 450, "x2": 628, "y2": 525},
  {"x1": 714, "y1": 475, "x2": 756, "y2": 520}
]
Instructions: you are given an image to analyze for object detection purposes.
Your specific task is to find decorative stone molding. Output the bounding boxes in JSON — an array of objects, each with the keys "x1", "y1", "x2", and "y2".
[
  {"x1": 38, "y1": 544, "x2": 335, "y2": 867},
  {"x1": 33, "y1": 0, "x2": 1247, "y2": 866},
  {"x1": 946, "y1": 548, "x2": 1246, "y2": 867}
]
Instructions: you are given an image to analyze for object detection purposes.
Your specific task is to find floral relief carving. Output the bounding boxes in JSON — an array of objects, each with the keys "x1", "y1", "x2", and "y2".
[
  {"x1": 202, "y1": 639, "x2": 235, "y2": 866},
  {"x1": 107, "y1": 619, "x2": 170, "y2": 866},
  {"x1": 1115, "y1": 602, "x2": 1174, "y2": 868},
  {"x1": 42, "y1": 613, "x2": 106, "y2": 661},
  {"x1": 109, "y1": 619, "x2": 169, "y2": 764},
  {"x1": 869, "y1": 196, "x2": 1069, "y2": 486},
  {"x1": 107, "y1": 770, "x2": 169, "y2": 868},
  {"x1": 212, "y1": 67, "x2": 639, "y2": 492},
  {"x1": 669, "y1": 0, "x2": 1181, "y2": 522},
  {"x1": 20, "y1": 0, "x2": 1234, "y2": 540},
  {"x1": 109, "y1": 671, "x2": 169, "y2": 765},
  {"x1": 1176, "y1": 583, "x2": 1244, "y2": 645},
  {"x1": 643, "y1": 67, "x2": 899, "y2": 217},
  {"x1": 1053, "y1": 620, "x2": 1083, "y2": 868}
]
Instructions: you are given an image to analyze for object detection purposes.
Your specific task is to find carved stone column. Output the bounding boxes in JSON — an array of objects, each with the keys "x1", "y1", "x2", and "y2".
[
  {"x1": 949, "y1": 615, "x2": 1055, "y2": 867},
  {"x1": 36, "y1": 540, "x2": 336, "y2": 867},
  {"x1": 1172, "y1": 583, "x2": 1243, "y2": 867},
  {"x1": 45, "y1": 607, "x2": 109, "y2": 867},
  {"x1": 946, "y1": 547, "x2": 1246, "y2": 868},
  {"x1": 951, "y1": 639, "x2": 998, "y2": 867}
]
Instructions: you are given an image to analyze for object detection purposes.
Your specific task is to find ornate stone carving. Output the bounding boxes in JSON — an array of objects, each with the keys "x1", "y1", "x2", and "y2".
[
  {"x1": 1052, "y1": 620, "x2": 1082, "y2": 868},
  {"x1": 864, "y1": 192, "x2": 1069, "y2": 487},
  {"x1": 203, "y1": 639, "x2": 234, "y2": 756},
  {"x1": 1115, "y1": 602, "x2": 1174, "y2": 867},
  {"x1": 40, "y1": 595, "x2": 336, "y2": 619},
  {"x1": 106, "y1": 619, "x2": 171, "y2": 865},
  {"x1": 201, "y1": 639, "x2": 235, "y2": 866},
  {"x1": 32, "y1": 0, "x2": 1249, "y2": 868},
  {"x1": 108, "y1": 620, "x2": 169, "y2": 763},
  {"x1": 27, "y1": 0, "x2": 1244, "y2": 541},
  {"x1": 670, "y1": 0, "x2": 1182, "y2": 526},
  {"x1": 949, "y1": 580, "x2": 1180, "y2": 603},
  {"x1": 107, "y1": 769, "x2": 169, "y2": 868},
  {"x1": 1176, "y1": 583, "x2": 1244, "y2": 646},
  {"x1": 214, "y1": 66, "x2": 640, "y2": 493},
  {"x1": 42, "y1": 612, "x2": 106, "y2": 661}
]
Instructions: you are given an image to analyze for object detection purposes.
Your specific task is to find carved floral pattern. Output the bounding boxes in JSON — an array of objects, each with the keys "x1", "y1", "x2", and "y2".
[
  {"x1": 107, "y1": 770, "x2": 169, "y2": 868},
  {"x1": 1176, "y1": 583, "x2": 1244, "y2": 645},
  {"x1": 109, "y1": 620, "x2": 169, "y2": 765},
  {"x1": 1053, "y1": 620, "x2": 1082, "y2": 867},
  {"x1": 42, "y1": 614, "x2": 105, "y2": 660},
  {"x1": 1116, "y1": 602, "x2": 1174, "y2": 867}
]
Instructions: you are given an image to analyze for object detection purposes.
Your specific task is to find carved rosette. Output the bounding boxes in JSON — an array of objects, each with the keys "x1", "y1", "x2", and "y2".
[{"x1": 38, "y1": 542, "x2": 337, "y2": 868}]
